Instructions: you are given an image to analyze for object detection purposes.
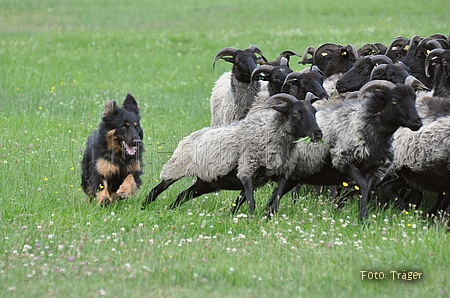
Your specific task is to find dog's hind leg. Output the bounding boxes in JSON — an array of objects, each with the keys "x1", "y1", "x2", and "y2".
[{"x1": 116, "y1": 174, "x2": 138, "y2": 199}]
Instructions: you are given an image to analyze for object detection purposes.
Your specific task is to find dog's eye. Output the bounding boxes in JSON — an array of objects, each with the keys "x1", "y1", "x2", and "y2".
[{"x1": 122, "y1": 125, "x2": 127, "y2": 130}]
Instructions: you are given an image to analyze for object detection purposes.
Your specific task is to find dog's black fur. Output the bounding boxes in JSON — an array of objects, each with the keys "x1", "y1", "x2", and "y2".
[{"x1": 81, "y1": 94, "x2": 144, "y2": 205}]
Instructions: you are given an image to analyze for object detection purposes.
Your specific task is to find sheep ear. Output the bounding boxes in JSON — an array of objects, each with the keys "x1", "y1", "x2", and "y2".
[
  {"x1": 271, "y1": 102, "x2": 290, "y2": 114},
  {"x1": 102, "y1": 100, "x2": 119, "y2": 119},
  {"x1": 122, "y1": 94, "x2": 140, "y2": 114}
]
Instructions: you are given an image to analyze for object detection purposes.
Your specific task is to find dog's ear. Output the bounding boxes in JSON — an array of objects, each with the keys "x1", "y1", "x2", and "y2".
[
  {"x1": 122, "y1": 94, "x2": 140, "y2": 114},
  {"x1": 102, "y1": 100, "x2": 119, "y2": 119}
]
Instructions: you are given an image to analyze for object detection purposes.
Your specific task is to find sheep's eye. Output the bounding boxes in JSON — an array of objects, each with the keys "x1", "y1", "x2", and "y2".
[
  {"x1": 392, "y1": 100, "x2": 398, "y2": 105},
  {"x1": 293, "y1": 110, "x2": 300, "y2": 117}
]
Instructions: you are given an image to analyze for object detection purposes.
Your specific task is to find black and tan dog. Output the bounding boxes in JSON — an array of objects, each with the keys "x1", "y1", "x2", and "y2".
[{"x1": 81, "y1": 94, "x2": 143, "y2": 205}]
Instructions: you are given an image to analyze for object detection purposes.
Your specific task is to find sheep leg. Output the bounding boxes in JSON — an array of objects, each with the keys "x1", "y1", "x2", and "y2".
[
  {"x1": 241, "y1": 177, "x2": 256, "y2": 216},
  {"x1": 268, "y1": 176, "x2": 288, "y2": 215},
  {"x1": 169, "y1": 179, "x2": 218, "y2": 209},
  {"x1": 142, "y1": 179, "x2": 176, "y2": 209},
  {"x1": 231, "y1": 191, "x2": 246, "y2": 215},
  {"x1": 381, "y1": 177, "x2": 409, "y2": 210},
  {"x1": 266, "y1": 179, "x2": 298, "y2": 210},
  {"x1": 346, "y1": 164, "x2": 370, "y2": 221},
  {"x1": 425, "y1": 192, "x2": 448, "y2": 218}
]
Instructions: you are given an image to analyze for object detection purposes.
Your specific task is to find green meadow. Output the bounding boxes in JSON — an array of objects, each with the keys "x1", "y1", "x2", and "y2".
[{"x1": 1, "y1": 0, "x2": 449, "y2": 297}]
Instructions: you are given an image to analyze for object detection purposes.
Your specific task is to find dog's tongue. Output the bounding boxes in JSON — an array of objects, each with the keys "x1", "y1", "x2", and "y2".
[{"x1": 125, "y1": 144, "x2": 136, "y2": 155}]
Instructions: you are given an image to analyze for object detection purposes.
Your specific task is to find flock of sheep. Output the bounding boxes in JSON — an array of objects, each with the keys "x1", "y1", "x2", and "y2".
[{"x1": 142, "y1": 33, "x2": 450, "y2": 222}]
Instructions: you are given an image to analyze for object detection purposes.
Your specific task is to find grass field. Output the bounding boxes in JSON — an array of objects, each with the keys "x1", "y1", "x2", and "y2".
[{"x1": 1, "y1": 0, "x2": 450, "y2": 297}]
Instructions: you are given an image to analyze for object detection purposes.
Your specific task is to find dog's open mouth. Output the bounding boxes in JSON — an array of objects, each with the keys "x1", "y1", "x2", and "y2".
[{"x1": 122, "y1": 141, "x2": 137, "y2": 156}]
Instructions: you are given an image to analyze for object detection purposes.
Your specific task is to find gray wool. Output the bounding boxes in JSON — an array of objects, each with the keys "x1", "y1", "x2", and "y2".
[
  {"x1": 289, "y1": 141, "x2": 330, "y2": 179},
  {"x1": 315, "y1": 94, "x2": 394, "y2": 184},
  {"x1": 161, "y1": 101, "x2": 300, "y2": 183},
  {"x1": 210, "y1": 71, "x2": 262, "y2": 127},
  {"x1": 390, "y1": 97, "x2": 450, "y2": 174}
]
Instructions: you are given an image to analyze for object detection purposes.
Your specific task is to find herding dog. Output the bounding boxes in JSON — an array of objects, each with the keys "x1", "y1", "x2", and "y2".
[{"x1": 81, "y1": 94, "x2": 144, "y2": 205}]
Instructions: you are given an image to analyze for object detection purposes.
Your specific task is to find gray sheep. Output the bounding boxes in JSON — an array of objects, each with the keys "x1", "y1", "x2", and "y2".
[
  {"x1": 209, "y1": 45, "x2": 267, "y2": 127},
  {"x1": 142, "y1": 94, "x2": 323, "y2": 216},
  {"x1": 382, "y1": 96, "x2": 450, "y2": 215},
  {"x1": 266, "y1": 80, "x2": 423, "y2": 220}
]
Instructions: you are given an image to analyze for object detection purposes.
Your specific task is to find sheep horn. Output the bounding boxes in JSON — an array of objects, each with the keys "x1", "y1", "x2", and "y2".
[
  {"x1": 313, "y1": 43, "x2": 341, "y2": 65},
  {"x1": 304, "y1": 92, "x2": 320, "y2": 103},
  {"x1": 404, "y1": 75, "x2": 431, "y2": 91},
  {"x1": 250, "y1": 65, "x2": 275, "y2": 91},
  {"x1": 279, "y1": 57, "x2": 288, "y2": 67},
  {"x1": 385, "y1": 36, "x2": 409, "y2": 56},
  {"x1": 265, "y1": 93, "x2": 298, "y2": 106},
  {"x1": 212, "y1": 47, "x2": 238, "y2": 69},
  {"x1": 425, "y1": 48, "x2": 445, "y2": 77},
  {"x1": 369, "y1": 64, "x2": 388, "y2": 80},
  {"x1": 408, "y1": 35, "x2": 422, "y2": 50},
  {"x1": 282, "y1": 71, "x2": 301, "y2": 86},
  {"x1": 301, "y1": 46, "x2": 316, "y2": 65},
  {"x1": 358, "y1": 80, "x2": 396, "y2": 100},
  {"x1": 277, "y1": 50, "x2": 301, "y2": 61},
  {"x1": 344, "y1": 44, "x2": 359, "y2": 59},
  {"x1": 368, "y1": 55, "x2": 393, "y2": 66},
  {"x1": 310, "y1": 65, "x2": 326, "y2": 77},
  {"x1": 248, "y1": 44, "x2": 268, "y2": 64}
]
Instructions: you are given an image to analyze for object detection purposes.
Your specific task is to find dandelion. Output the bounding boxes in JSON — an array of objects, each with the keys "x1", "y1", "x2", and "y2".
[
  {"x1": 50, "y1": 86, "x2": 55, "y2": 93},
  {"x1": 38, "y1": 106, "x2": 43, "y2": 110},
  {"x1": 404, "y1": 211, "x2": 409, "y2": 215},
  {"x1": 354, "y1": 185, "x2": 359, "y2": 190},
  {"x1": 44, "y1": 177, "x2": 48, "y2": 181},
  {"x1": 342, "y1": 182, "x2": 348, "y2": 187},
  {"x1": 71, "y1": 166, "x2": 75, "y2": 171}
]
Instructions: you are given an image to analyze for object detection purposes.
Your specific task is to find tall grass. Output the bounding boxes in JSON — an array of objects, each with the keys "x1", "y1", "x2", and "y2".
[{"x1": 1, "y1": 0, "x2": 449, "y2": 297}]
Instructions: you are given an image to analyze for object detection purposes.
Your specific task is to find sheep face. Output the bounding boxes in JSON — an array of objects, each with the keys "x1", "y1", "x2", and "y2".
[
  {"x1": 223, "y1": 49, "x2": 259, "y2": 83},
  {"x1": 336, "y1": 57, "x2": 374, "y2": 93},
  {"x1": 272, "y1": 101, "x2": 323, "y2": 142},
  {"x1": 282, "y1": 71, "x2": 329, "y2": 100},
  {"x1": 372, "y1": 63, "x2": 412, "y2": 85},
  {"x1": 385, "y1": 86, "x2": 423, "y2": 131},
  {"x1": 269, "y1": 66, "x2": 293, "y2": 94}
]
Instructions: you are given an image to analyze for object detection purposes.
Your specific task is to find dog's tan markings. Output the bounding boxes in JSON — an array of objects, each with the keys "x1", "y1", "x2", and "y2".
[
  {"x1": 102, "y1": 100, "x2": 117, "y2": 118},
  {"x1": 116, "y1": 174, "x2": 137, "y2": 199},
  {"x1": 106, "y1": 129, "x2": 122, "y2": 153},
  {"x1": 125, "y1": 160, "x2": 141, "y2": 173},
  {"x1": 96, "y1": 157, "x2": 120, "y2": 177},
  {"x1": 96, "y1": 180, "x2": 111, "y2": 205}
]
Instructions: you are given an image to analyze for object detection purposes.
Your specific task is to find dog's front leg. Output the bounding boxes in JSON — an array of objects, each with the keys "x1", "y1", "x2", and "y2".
[
  {"x1": 116, "y1": 174, "x2": 137, "y2": 199},
  {"x1": 97, "y1": 180, "x2": 116, "y2": 205}
]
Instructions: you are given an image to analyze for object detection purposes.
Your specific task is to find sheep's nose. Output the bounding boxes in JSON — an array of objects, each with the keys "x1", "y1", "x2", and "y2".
[{"x1": 313, "y1": 130, "x2": 323, "y2": 141}]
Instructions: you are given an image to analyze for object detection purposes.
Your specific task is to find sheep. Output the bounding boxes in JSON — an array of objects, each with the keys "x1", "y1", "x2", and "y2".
[
  {"x1": 382, "y1": 96, "x2": 450, "y2": 216},
  {"x1": 384, "y1": 36, "x2": 410, "y2": 63},
  {"x1": 265, "y1": 80, "x2": 423, "y2": 220},
  {"x1": 425, "y1": 49, "x2": 450, "y2": 98},
  {"x1": 209, "y1": 45, "x2": 267, "y2": 127},
  {"x1": 250, "y1": 57, "x2": 293, "y2": 101},
  {"x1": 310, "y1": 43, "x2": 359, "y2": 78},
  {"x1": 336, "y1": 55, "x2": 393, "y2": 93},
  {"x1": 281, "y1": 66, "x2": 329, "y2": 101},
  {"x1": 337, "y1": 57, "x2": 430, "y2": 94},
  {"x1": 357, "y1": 43, "x2": 383, "y2": 56},
  {"x1": 399, "y1": 37, "x2": 442, "y2": 89},
  {"x1": 142, "y1": 93, "x2": 323, "y2": 216}
]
